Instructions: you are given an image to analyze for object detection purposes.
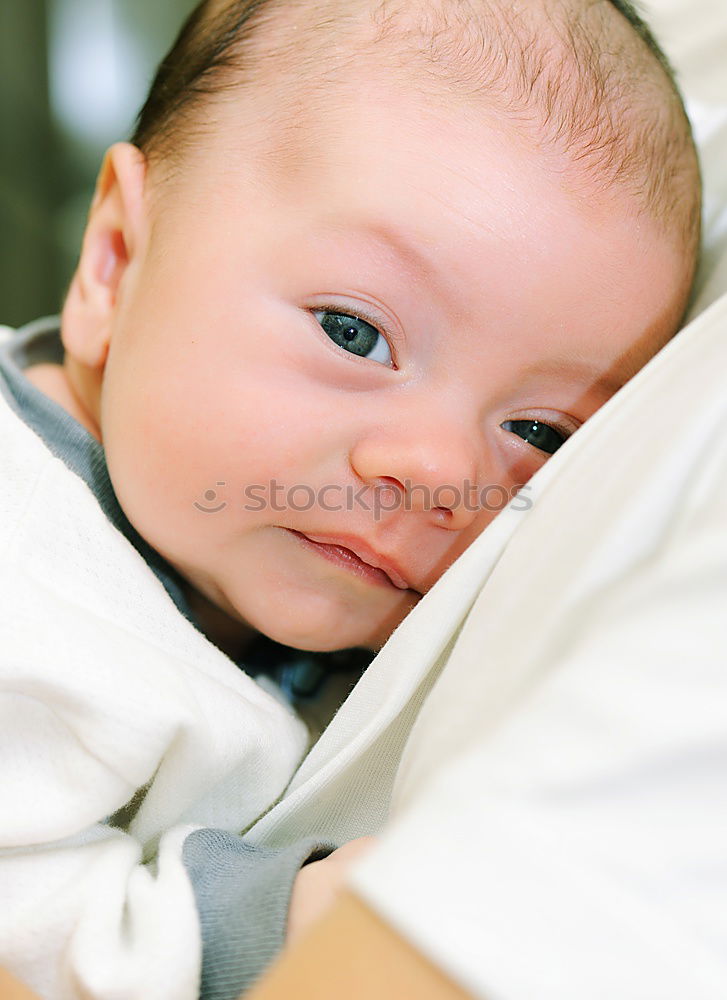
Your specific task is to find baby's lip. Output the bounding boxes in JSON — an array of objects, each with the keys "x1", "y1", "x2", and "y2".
[{"x1": 296, "y1": 532, "x2": 418, "y2": 592}]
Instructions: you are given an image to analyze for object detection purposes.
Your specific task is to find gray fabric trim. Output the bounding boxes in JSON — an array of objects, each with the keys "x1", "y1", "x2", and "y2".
[
  {"x1": 183, "y1": 830, "x2": 334, "y2": 1000},
  {"x1": 0, "y1": 317, "x2": 194, "y2": 620}
]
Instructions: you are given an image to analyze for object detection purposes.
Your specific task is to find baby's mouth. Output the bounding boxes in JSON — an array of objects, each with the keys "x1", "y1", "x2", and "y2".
[{"x1": 287, "y1": 530, "x2": 416, "y2": 592}]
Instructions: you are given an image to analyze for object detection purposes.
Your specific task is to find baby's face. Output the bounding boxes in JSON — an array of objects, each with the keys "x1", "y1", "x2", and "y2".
[{"x1": 91, "y1": 74, "x2": 684, "y2": 653}]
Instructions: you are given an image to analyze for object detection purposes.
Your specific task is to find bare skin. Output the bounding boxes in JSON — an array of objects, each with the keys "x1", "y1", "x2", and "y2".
[
  {"x1": 286, "y1": 837, "x2": 378, "y2": 946},
  {"x1": 250, "y1": 891, "x2": 472, "y2": 1000}
]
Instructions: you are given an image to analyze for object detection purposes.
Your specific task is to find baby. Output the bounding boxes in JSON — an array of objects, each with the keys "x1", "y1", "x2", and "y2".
[{"x1": 0, "y1": 0, "x2": 701, "y2": 998}]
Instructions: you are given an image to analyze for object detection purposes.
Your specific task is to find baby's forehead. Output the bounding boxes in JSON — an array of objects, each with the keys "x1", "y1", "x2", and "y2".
[
  {"x1": 259, "y1": 0, "x2": 693, "y2": 240},
  {"x1": 144, "y1": 0, "x2": 698, "y2": 293}
]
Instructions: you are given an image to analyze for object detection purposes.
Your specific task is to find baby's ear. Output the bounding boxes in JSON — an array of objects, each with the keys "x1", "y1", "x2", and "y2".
[{"x1": 61, "y1": 142, "x2": 148, "y2": 369}]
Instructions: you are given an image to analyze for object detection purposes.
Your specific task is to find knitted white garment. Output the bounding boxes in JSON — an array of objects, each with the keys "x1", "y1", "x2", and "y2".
[{"x1": 0, "y1": 391, "x2": 310, "y2": 999}]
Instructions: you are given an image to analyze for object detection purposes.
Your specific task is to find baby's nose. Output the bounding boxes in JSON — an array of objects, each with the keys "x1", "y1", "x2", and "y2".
[{"x1": 349, "y1": 420, "x2": 481, "y2": 530}]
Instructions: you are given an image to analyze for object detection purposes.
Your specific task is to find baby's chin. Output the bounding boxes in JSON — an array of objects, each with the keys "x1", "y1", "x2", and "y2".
[
  {"x1": 180, "y1": 580, "x2": 372, "y2": 661},
  {"x1": 242, "y1": 607, "x2": 397, "y2": 655},
  {"x1": 176, "y1": 553, "x2": 421, "y2": 655},
  {"x1": 263, "y1": 585, "x2": 422, "y2": 654}
]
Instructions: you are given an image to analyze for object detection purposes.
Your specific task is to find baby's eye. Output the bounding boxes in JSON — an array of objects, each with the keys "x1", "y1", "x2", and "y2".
[
  {"x1": 501, "y1": 419, "x2": 568, "y2": 455},
  {"x1": 313, "y1": 310, "x2": 392, "y2": 366}
]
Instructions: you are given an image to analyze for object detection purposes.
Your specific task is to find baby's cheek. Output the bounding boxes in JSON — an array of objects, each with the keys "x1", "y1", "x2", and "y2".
[{"x1": 500, "y1": 451, "x2": 548, "y2": 493}]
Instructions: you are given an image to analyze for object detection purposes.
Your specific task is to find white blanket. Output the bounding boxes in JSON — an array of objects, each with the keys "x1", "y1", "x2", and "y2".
[
  {"x1": 0, "y1": 392, "x2": 308, "y2": 997},
  {"x1": 341, "y1": 3, "x2": 727, "y2": 997}
]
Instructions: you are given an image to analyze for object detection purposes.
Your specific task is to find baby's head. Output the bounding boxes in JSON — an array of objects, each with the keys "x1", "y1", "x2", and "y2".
[{"x1": 59, "y1": 0, "x2": 700, "y2": 653}]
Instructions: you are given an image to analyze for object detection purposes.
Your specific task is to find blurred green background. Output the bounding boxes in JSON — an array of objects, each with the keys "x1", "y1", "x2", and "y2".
[{"x1": 0, "y1": 0, "x2": 197, "y2": 327}]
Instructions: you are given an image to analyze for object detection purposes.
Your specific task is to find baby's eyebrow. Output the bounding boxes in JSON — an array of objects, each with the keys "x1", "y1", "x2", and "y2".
[
  {"x1": 517, "y1": 357, "x2": 637, "y2": 398},
  {"x1": 326, "y1": 218, "x2": 440, "y2": 286}
]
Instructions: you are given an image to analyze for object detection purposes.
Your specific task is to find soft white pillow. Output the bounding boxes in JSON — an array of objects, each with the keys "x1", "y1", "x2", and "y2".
[{"x1": 646, "y1": 0, "x2": 727, "y2": 316}]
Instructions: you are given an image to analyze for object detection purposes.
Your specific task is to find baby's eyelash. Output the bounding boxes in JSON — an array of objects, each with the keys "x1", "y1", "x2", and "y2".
[
  {"x1": 308, "y1": 301, "x2": 400, "y2": 368},
  {"x1": 500, "y1": 412, "x2": 581, "y2": 455},
  {"x1": 314, "y1": 304, "x2": 385, "y2": 336}
]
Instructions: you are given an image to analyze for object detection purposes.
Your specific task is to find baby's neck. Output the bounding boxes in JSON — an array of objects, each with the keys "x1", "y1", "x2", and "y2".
[
  {"x1": 184, "y1": 584, "x2": 257, "y2": 661},
  {"x1": 24, "y1": 360, "x2": 102, "y2": 441}
]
